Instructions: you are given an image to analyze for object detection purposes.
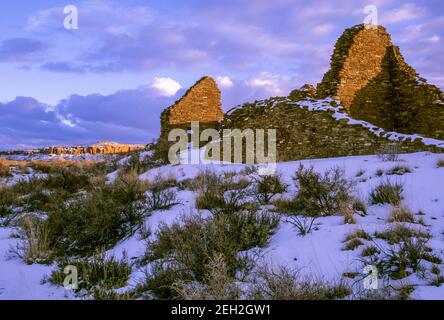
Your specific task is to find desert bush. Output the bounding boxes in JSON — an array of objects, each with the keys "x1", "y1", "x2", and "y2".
[
  {"x1": 247, "y1": 265, "x2": 350, "y2": 300},
  {"x1": 11, "y1": 216, "x2": 51, "y2": 264},
  {"x1": 50, "y1": 252, "x2": 131, "y2": 296},
  {"x1": 144, "y1": 173, "x2": 180, "y2": 211},
  {"x1": 436, "y1": 159, "x2": 444, "y2": 168},
  {"x1": 388, "y1": 204, "x2": 415, "y2": 223},
  {"x1": 138, "y1": 210, "x2": 278, "y2": 299},
  {"x1": 377, "y1": 143, "x2": 401, "y2": 162},
  {"x1": 344, "y1": 229, "x2": 372, "y2": 242},
  {"x1": 0, "y1": 186, "x2": 21, "y2": 224},
  {"x1": 44, "y1": 167, "x2": 92, "y2": 193},
  {"x1": 370, "y1": 180, "x2": 403, "y2": 206},
  {"x1": 365, "y1": 225, "x2": 440, "y2": 280},
  {"x1": 286, "y1": 216, "x2": 318, "y2": 236},
  {"x1": 122, "y1": 152, "x2": 158, "y2": 174},
  {"x1": 171, "y1": 253, "x2": 241, "y2": 300},
  {"x1": 46, "y1": 176, "x2": 153, "y2": 256},
  {"x1": 192, "y1": 169, "x2": 251, "y2": 214},
  {"x1": 291, "y1": 165, "x2": 355, "y2": 216},
  {"x1": 386, "y1": 165, "x2": 412, "y2": 176},
  {"x1": 247, "y1": 169, "x2": 288, "y2": 204}
]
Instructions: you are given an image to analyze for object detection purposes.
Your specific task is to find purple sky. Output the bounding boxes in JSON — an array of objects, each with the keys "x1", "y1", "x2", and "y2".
[{"x1": 0, "y1": 0, "x2": 443, "y2": 150}]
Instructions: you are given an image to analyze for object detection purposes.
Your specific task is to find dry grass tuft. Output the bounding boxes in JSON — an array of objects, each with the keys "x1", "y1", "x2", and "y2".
[{"x1": 388, "y1": 204, "x2": 415, "y2": 223}]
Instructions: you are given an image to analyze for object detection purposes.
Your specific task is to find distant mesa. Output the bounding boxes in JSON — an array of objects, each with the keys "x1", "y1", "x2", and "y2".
[
  {"x1": 317, "y1": 24, "x2": 444, "y2": 140},
  {"x1": 49, "y1": 141, "x2": 145, "y2": 155}
]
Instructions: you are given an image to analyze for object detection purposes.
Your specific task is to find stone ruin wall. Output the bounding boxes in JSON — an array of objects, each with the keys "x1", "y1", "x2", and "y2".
[
  {"x1": 317, "y1": 24, "x2": 444, "y2": 140},
  {"x1": 220, "y1": 98, "x2": 443, "y2": 163},
  {"x1": 156, "y1": 76, "x2": 224, "y2": 159}
]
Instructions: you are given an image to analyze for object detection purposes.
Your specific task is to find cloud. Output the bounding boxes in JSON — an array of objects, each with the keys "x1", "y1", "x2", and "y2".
[
  {"x1": 381, "y1": 3, "x2": 426, "y2": 24},
  {"x1": 216, "y1": 76, "x2": 234, "y2": 88},
  {"x1": 0, "y1": 38, "x2": 48, "y2": 62},
  {"x1": 151, "y1": 77, "x2": 182, "y2": 97},
  {"x1": 0, "y1": 80, "x2": 182, "y2": 150}
]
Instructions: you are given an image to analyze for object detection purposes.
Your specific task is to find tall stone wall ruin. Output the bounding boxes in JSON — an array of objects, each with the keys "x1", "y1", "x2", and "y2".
[{"x1": 317, "y1": 24, "x2": 444, "y2": 139}]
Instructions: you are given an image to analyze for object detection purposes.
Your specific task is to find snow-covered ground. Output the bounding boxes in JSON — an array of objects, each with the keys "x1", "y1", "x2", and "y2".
[
  {"x1": 0, "y1": 228, "x2": 71, "y2": 300},
  {"x1": 1, "y1": 151, "x2": 444, "y2": 299}
]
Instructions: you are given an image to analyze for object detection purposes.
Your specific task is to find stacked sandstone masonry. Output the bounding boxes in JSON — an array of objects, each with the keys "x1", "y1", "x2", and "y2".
[
  {"x1": 221, "y1": 96, "x2": 443, "y2": 163},
  {"x1": 154, "y1": 25, "x2": 444, "y2": 164},
  {"x1": 317, "y1": 24, "x2": 444, "y2": 140},
  {"x1": 156, "y1": 76, "x2": 224, "y2": 159}
]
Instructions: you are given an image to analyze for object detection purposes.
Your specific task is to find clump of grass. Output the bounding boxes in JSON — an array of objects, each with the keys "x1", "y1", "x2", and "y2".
[
  {"x1": 356, "y1": 169, "x2": 365, "y2": 177},
  {"x1": 386, "y1": 165, "x2": 412, "y2": 176},
  {"x1": 352, "y1": 198, "x2": 368, "y2": 216},
  {"x1": 361, "y1": 245, "x2": 380, "y2": 257},
  {"x1": 436, "y1": 159, "x2": 444, "y2": 168},
  {"x1": 50, "y1": 252, "x2": 131, "y2": 296},
  {"x1": 171, "y1": 253, "x2": 241, "y2": 300},
  {"x1": 247, "y1": 265, "x2": 350, "y2": 300},
  {"x1": 344, "y1": 229, "x2": 372, "y2": 242},
  {"x1": 388, "y1": 204, "x2": 415, "y2": 223},
  {"x1": 11, "y1": 216, "x2": 52, "y2": 264},
  {"x1": 340, "y1": 203, "x2": 356, "y2": 224},
  {"x1": 370, "y1": 179, "x2": 403, "y2": 206},
  {"x1": 343, "y1": 238, "x2": 364, "y2": 251},
  {"x1": 429, "y1": 266, "x2": 444, "y2": 287},
  {"x1": 377, "y1": 143, "x2": 401, "y2": 162},
  {"x1": 375, "y1": 169, "x2": 384, "y2": 177},
  {"x1": 374, "y1": 224, "x2": 431, "y2": 245}
]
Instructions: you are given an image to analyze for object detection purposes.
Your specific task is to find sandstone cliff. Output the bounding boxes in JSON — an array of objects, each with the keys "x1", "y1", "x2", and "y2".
[{"x1": 49, "y1": 141, "x2": 145, "y2": 155}]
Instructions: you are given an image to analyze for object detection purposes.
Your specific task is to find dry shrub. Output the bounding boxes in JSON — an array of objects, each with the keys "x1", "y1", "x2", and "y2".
[
  {"x1": 12, "y1": 216, "x2": 51, "y2": 264},
  {"x1": 388, "y1": 204, "x2": 415, "y2": 223},
  {"x1": 377, "y1": 143, "x2": 401, "y2": 162},
  {"x1": 292, "y1": 165, "x2": 355, "y2": 216},
  {"x1": 247, "y1": 264, "x2": 350, "y2": 300},
  {"x1": 436, "y1": 159, "x2": 444, "y2": 168},
  {"x1": 30, "y1": 158, "x2": 102, "y2": 174},
  {"x1": 370, "y1": 179, "x2": 403, "y2": 206},
  {"x1": 172, "y1": 253, "x2": 241, "y2": 300},
  {"x1": 191, "y1": 169, "x2": 251, "y2": 214},
  {"x1": 340, "y1": 203, "x2": 356, "y2": 224}
]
